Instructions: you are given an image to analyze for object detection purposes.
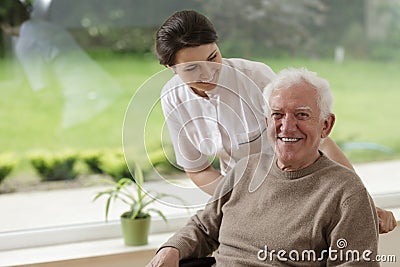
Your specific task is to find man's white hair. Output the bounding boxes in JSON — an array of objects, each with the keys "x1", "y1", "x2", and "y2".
[{"x1": 263, "y1": 67, "x2": 334, "y2": 120}]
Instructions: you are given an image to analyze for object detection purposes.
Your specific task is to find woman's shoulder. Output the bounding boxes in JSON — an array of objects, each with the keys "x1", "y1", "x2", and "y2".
[
  {"x1": 160, "y1": 74, "x2": 194, "y2": 111},
  {"x1": 161, "y1": 74, "x2": 183, "y2": 91},
  {"x1": 223, "y1": 58, "x2": 276, "y2": 84},
  {"x1": 223, "y1": 58, "x2": 270, "y2": 69}
]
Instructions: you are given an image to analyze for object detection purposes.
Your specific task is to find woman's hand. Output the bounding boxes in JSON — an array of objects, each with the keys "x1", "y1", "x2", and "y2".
[{"x1": 377, "y1": 207, "x2": 397, "y2": 234}]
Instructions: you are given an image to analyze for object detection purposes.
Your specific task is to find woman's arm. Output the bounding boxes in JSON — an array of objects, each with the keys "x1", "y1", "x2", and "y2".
[
  {"x1": 186, "y1": 165, "x2": 223, "y2": 195},
  {"x1": 319, "y1": 137, "x2": 354, "y2": 170}
]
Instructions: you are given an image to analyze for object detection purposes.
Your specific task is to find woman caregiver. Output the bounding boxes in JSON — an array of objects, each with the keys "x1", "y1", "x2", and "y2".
[{"x1": 156, "y1": 10, "x2": 396, "y2": 233}]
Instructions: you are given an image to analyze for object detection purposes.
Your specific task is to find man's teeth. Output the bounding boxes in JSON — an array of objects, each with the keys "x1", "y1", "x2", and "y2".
[{"x1": 281, "y1": 138, "x2": 299, "y2": 142}]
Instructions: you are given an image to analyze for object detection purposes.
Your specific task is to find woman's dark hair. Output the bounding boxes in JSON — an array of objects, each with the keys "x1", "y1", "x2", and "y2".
[{"x1": 155, "y1": 10, "x2": 218, "y2": 66}]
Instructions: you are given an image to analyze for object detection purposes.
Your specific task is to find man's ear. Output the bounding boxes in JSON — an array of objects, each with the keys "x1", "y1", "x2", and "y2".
[{"x1": 321, "y1": 114, "x2": 335, "y2": 138}]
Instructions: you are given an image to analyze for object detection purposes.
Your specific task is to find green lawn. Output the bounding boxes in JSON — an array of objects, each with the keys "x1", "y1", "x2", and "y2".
[{"x1": 1, "y1": 54, "x2": 399, "y2": 178}]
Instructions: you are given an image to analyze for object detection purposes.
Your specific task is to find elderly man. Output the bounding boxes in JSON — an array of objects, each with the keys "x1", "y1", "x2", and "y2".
[{"x1": 147, "y1": 68, "x2": 380, "y2": 266}]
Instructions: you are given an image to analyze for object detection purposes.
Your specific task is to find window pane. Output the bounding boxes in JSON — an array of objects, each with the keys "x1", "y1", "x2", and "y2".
[{"x1": 0, "y1": 0, "x2": 399, "y2": 243}]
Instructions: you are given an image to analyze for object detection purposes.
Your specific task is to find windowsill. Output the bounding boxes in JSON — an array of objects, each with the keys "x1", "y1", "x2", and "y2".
[
  {"x1": 1, "y1": 206, "x2": 399, "y2": 266},
  {"x1": 0, "y1": 232, "x2": 173, "y2": 267},
  {"x1": 1, "y1": 161, "x2": 400, "y2": 266},
  {"x1": 0, "y1": 213, "x2": 195, "y2": 267},
  {"x1": 1, "y1": 211, "x2": 399, "y2": 267}
]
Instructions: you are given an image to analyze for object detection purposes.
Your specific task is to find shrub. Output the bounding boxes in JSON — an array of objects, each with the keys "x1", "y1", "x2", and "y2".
[
  {"x1": 146, "y1": 147, "x2": 183, "y2": 175},
  {"x1": 0, "y1": 153, "x2": 17, "y2": 184},
  {"x1": 100, "y1": 149, "x2": 132, "y2": 181},
  {"x1": 29, "y1": 151, "x2": 79, "y2": 181},
  {"x1": 80, "y1": 150, "x2": 104, "y2": 174},
  {"x1": 91, "y1": 146, "x2": 182, "y2": 181}
]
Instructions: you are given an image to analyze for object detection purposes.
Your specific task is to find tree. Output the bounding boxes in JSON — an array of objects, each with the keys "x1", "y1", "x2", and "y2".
[
  {"x1": 0, "y1": 0, "x2": 34, "y2": 57},
  {"x1": 202, "y1": 0, "x2": 326, "y2": 58}
]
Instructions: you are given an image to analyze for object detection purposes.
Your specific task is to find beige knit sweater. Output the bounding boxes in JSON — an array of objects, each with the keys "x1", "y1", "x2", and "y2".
[{"x1": 161, "y1": 153, "x2": 380, "y2": 266}]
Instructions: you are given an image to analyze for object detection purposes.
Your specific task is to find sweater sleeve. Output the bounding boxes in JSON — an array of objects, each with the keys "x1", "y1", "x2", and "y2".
[
  {"x1": 158, "y1": 173, "x2": 234, "y2": 260},
  {"x1": 327, "y1": 188, "x2": 380, "y2": 266}
]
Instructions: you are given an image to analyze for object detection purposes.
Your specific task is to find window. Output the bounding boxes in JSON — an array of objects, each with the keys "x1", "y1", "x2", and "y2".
[{"x1": 0, "y1": 0, "x2": 399, "y2": 252}]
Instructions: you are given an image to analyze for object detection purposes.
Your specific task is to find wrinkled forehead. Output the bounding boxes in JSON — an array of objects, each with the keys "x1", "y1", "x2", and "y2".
[{"x1": 268, "y1": 84, "x2": 319, "y2": 111}]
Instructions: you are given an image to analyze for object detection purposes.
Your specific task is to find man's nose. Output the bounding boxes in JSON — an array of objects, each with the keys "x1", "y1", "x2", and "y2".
[{"x1": 280, "y1": 114, "x2": 297, "y2": 133}]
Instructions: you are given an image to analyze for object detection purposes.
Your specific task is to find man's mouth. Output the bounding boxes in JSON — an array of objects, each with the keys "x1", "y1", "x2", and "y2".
[{"x1": 279, "y1": 137, "x2": 301, "y2": 143}]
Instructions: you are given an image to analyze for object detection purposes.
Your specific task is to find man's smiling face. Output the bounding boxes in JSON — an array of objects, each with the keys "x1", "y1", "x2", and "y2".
[{"x1": 267, "y1": 83, "x2": 334, "y2": 171}]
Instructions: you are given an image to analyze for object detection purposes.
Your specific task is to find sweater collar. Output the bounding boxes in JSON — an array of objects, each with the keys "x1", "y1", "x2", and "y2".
[{"x1": 271, "y1": 152, "x2": 328, "y2": 180}]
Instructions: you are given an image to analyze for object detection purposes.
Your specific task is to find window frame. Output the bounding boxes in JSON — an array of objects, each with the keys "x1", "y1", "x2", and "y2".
[
  {"x1": 1, "y1": 191, "x2": 399, "y2": 252},
  {"x1": 0, "y1": 213, "x2": 192, "y2": 251}
]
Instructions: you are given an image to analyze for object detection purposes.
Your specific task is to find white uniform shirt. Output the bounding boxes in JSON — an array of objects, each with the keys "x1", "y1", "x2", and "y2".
[{"x1": 161, "y1": 58, "x2": 275, "y2": 175}]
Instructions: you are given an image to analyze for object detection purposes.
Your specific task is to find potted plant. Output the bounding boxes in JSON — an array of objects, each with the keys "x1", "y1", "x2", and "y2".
[{"x1": 93, "y1": 162, "x2": 183, "y2": 246}]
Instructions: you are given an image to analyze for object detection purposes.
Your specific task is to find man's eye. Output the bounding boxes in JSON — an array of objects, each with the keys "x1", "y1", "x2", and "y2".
[
  {"x1": 296, "y1": 113, "x2": 309, "y2": 119},
  {"x1": 272, "y1": 113, "x2": 283, "y2": 119}
]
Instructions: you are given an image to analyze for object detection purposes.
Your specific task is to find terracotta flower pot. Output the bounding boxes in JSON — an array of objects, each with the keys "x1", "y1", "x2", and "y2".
[{"x1": 120, "y1": 213, "x2": 151, "y2": 246}]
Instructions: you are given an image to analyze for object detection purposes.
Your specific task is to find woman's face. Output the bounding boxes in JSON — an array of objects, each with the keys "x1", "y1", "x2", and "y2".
[{"x1": 172, "y1": 43, "x2": 223, "y2": 93}]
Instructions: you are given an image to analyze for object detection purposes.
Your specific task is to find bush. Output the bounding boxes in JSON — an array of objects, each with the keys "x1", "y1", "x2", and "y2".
[
  {"x1": 100, "y1": 149, "x2": 132, "y2": 181},
  {"x1": 369, "y1": 42, "x2": 400, "y2": 61},
  {"x1": 29, "y1": 151, "x2": 79, "y2": 181},
  {"x1": 146, "y1": 146, "x2": 183, "y2": 176},
  {"x1": 80, "y1": 150, "x2": 104, "y2": 174},
  {"x1": 81, "y1": 146, "x2": 182, "y2": 181},
  {"x1": 0, "y1": 153, "x2": 17, "y2": 184}
]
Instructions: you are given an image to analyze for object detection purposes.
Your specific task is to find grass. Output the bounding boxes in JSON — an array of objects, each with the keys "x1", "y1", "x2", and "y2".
[
  {"x1": 0, "y1": 54, "x2": 399, "y2": 181},
  {"x1": 0, "y1": 53, "x2": 165, "y2": 177}
]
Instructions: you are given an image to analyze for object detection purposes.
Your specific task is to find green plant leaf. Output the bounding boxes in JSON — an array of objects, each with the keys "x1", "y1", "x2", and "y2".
[
  {"x1": 93, "y1": 161, "x2": 187, "y2": 223},
  {"x1": 104, "y1": 194, "x2": 112, "y2": 222},
  {"x1": 146, "y1": 208, "x2": 167, "y2": 222}
]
